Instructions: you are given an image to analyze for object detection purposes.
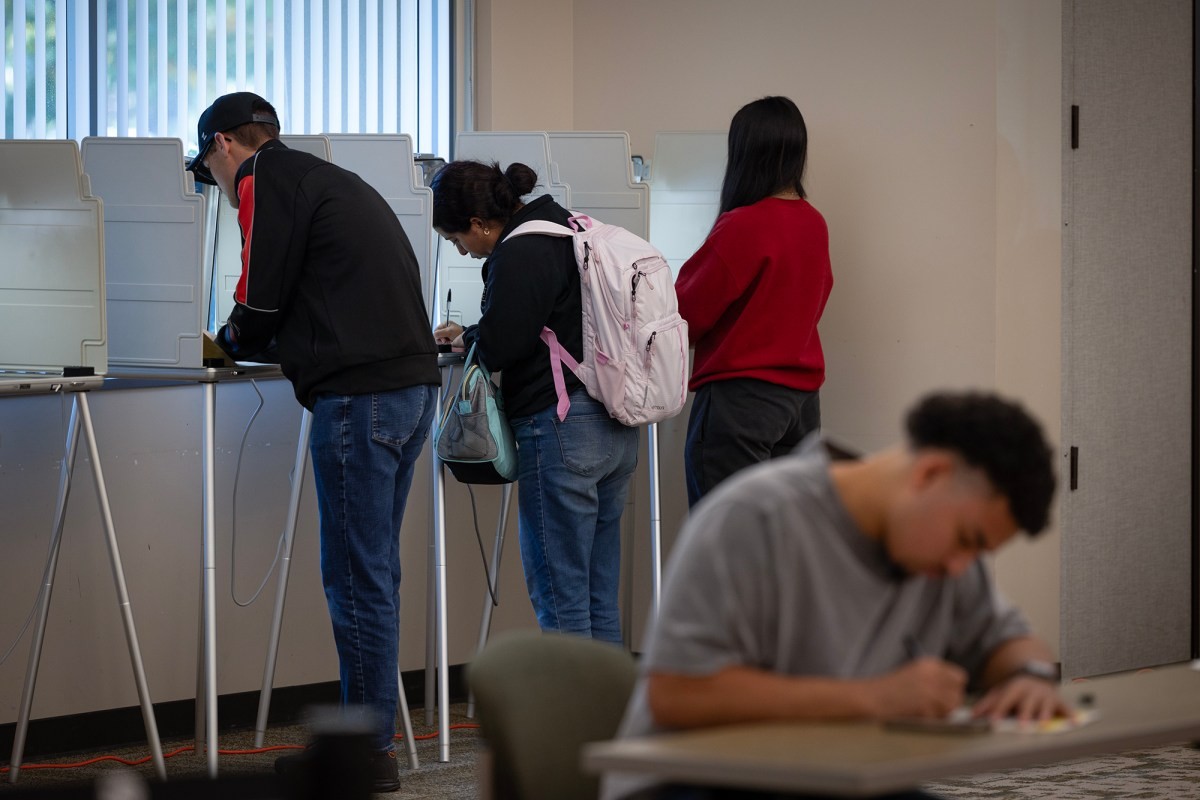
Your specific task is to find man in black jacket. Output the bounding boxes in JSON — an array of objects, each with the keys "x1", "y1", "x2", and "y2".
[{"x1": 190, "y1": 92, "x2": 439, "y2": 792}]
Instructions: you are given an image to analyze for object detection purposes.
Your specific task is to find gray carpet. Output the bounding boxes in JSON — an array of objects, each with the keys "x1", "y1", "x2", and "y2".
[
  {"x1": 0, "y1": 703, "x2": 482, "y2": 799},
  {"x1": 925, "y1": 743, "x2": 1200, "y2": 799},
  {"x1": 2, "y1": 708, "x2": 1198, "y2": 798}
]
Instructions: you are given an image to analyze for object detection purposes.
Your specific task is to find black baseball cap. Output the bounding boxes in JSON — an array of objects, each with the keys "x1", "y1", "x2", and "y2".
[{"x1": 187, "y1": 92, "x2": 280, "y2": 185}]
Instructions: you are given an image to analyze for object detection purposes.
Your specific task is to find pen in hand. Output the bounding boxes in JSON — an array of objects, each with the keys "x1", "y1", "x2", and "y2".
[{"x1": 436, "y1": 289, "x2": 455, "y2": 352}]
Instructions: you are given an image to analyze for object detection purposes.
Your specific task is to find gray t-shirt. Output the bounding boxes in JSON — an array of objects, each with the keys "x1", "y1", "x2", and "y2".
[{"x1": 600, "y1": 437, "x2": 1031, "y2": 800}]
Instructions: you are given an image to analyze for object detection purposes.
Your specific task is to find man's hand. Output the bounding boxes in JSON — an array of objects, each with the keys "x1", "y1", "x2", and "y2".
[
  {"x1": 434, "y1": 321, "x2": 463, "y2": 347},
  {"x1": 971, "y1": 674, "x2": 1071, "y2": 722},
  {"x1": 864, "y1": 657, "x2": 968, "y2": 719}
]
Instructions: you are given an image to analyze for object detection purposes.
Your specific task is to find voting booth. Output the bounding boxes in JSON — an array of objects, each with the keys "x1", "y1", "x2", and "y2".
[
  {"x1": 204, "y1": 135, "x2": 335, "y2": 332},
  {"x1": 0, "y1": 140, "x2": 166, "y2": 783},
  {"x1": 645, "y1": 131, "x2": 726, "y2": 276},
  {"x1": 204, "y1": 134, "x2": 438, "y2": 329},
  {"x1": 436, "y1": 132, "x2": 570, "y2": 328},
  {"x1": 327, "y1": 134, "x2": 437, "y2": 314},
  {"x1": 547, "y1": 131, "x2": 649, "y2": 239},
  {"x1": 0, "y1": 140, "x2": 107, "y2": 375},
  {"x1": 81, "y1": 137, "x2": 208, "y2": 368}
]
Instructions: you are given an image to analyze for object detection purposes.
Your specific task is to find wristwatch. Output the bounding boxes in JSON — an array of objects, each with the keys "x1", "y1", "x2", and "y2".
[{"x1": 1010, "y1": 660, "x2": 1059, "y2": 682}]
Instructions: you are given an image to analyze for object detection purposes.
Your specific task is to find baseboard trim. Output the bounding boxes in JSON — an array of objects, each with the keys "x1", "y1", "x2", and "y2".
[{"x1": 0, "y1": 666, "x2": 468, "y2": 762}]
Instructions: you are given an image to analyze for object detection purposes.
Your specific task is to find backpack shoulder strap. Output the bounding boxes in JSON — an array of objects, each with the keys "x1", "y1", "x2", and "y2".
[
  {"x1": 504, "y1": 213, "x2": 597, "y2": 241},
  {"x1": 503, "y1": 220, "x2": 576, "y2": 241}
]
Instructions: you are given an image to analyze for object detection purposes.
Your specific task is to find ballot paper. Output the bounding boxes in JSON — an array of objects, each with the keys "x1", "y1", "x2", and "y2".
[
  {"x1": 989, "y1": 708, "x2": 1101, "y2": 734},
  {"x1": 886, "y1": 707, "x2": 1101, "y2": 735}
]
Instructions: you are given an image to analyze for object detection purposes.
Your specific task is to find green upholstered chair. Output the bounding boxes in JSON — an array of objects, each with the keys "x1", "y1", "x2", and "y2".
[{"x1": 467, "y1": 630, "x2": 638, "y2": 800}]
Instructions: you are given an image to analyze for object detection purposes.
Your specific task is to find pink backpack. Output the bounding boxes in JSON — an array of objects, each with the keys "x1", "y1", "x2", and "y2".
[{"x1": 506, "y1": 214, "x2": 689, "y2": 426}]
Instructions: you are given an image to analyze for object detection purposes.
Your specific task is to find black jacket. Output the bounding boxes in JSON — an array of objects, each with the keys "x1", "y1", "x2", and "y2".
[
  {"x1": 463, "y1": 195, "x2": 584, "y2": 418},
  {"x1": 217, "y1": 139, "x2": 438, "y2": 409}
]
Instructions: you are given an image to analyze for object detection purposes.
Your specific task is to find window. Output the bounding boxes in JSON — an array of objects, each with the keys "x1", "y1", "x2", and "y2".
[{"x1": 1, "y1": 0, "x2": 451, "y2": 158}]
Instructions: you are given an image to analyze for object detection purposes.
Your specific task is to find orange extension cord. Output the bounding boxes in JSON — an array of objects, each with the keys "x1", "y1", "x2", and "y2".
[{"x1": 0, "y1": 723, "x2": 480, "y2": 774}]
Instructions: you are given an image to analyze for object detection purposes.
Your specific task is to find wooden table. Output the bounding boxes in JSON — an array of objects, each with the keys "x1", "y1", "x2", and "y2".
[{"x1": 584, "y1": 661, "x2": 1200, "y2": 796}]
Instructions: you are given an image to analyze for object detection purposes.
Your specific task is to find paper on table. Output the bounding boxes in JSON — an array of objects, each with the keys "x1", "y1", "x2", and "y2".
[{"x1": 989, "y1": 708, "x2": 1101, "y2": 734}]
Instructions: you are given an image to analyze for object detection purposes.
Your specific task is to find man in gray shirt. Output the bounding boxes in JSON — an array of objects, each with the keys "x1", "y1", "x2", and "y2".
[{"x1": 602, "y1": 391, "x2": 1065, "y2": 800}]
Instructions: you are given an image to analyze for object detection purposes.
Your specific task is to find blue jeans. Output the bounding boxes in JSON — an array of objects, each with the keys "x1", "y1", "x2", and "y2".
[
  {"x1": 309, "y1": 384, "x2": 436, "y2": 752},
  {"x1": 510, "y1": 389, "x2": 639, "y2": 644}
]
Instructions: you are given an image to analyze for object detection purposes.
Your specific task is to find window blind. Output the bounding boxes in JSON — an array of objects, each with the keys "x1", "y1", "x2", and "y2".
[{"x1": 1, "y1": 0, "x2": 451, "y2": 157}]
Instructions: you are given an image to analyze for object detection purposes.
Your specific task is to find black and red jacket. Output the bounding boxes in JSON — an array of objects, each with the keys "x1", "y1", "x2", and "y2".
[{"x1": 216, "y1": 139, "x2": 438, "y2": 409}]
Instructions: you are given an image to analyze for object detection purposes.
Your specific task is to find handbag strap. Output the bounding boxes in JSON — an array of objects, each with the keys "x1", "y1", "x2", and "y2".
[
  {"x1": 441, "y1": 341, "x2": 497, "y2": 413},
  {"x1": 440, "y1": 342, "x2": 476, "y2": 419}
]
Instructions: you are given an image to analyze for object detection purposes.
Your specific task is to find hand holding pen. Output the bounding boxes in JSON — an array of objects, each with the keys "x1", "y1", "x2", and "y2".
[
  {"x1": 433, "y1": 289, "x2": 463, "y2": 348},
  {"x1": 862, "y1": 636, "x2": 967, "y2": 719}
]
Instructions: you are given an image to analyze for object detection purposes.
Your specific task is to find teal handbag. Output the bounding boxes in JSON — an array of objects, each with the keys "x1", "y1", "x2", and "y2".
[{"x1": 434, "y1": 343, "x2": 518, "y2": 484}]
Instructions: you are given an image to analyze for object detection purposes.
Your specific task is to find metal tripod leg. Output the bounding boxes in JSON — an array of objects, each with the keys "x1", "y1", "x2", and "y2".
[
  {"x1": 253, "y1": 408, "x2": 312, "y2": 748},
  {"x1": 466, "y1": 484, "x2": 513, "y2": 719},
  {"x1": 425, "y1": 361, "x2": 455, "y2": 758},
  {"x1": 429, "y1": 366, "x2": 452, "y2": 762},
  {"x1": 8, "y1": 396, "x2": 82, "y2": 784},
  {"x1": 198, "y1": 382, "x2": 219, "y2": 777},
  {"x1": 194, "y1": 586, "x2": 206, "y2": 756},
  {"x1": 647, "y1": 422, "x2": 663, "y2": 613},
  {"x1": 9, "y1": 393, "x2": 166, "y2": 783},
  {"x1": 77, "y1": 394, "x2": 167, "y2": 779},
  {"x1": 425, "y1": 515, "x2": 437, "y2": 728},
  {"x1": 396, "y1": 645, "x2": 420, "y2": 770}
]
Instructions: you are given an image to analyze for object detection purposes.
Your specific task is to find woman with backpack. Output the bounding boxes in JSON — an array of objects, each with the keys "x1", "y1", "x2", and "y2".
[
  {"x1": 677, "y1": 95, "x2": 834, "y2": 507},
  {"x1": 430, "y1": 160, "x2": 639, "y2": 644}
]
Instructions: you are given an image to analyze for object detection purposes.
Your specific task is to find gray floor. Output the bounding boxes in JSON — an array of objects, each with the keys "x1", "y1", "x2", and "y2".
[
  {"x1": 2, "y1": 707, "x2": 1198, "y2": 798},
  {"x1": 0, "y1": 703, "x2": 483, "y2": 799},
  {"x1": 927, "y1": 743, "x2": 1200, "y2": 799}
]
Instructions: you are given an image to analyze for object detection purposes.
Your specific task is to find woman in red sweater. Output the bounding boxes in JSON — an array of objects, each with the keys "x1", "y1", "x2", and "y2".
[{"x1": 676, "y1": 96, "x2": 833, "y2": 506}]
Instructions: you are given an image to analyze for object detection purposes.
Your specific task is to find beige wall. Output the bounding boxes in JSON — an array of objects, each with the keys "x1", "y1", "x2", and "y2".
[
  {"x1": 475, "y1": 0, "x2": 574, "y2": 131},
  {"x1": 474, "y1": 0, "x2": 1063, "y2": 649},
  {"x1": 992, "y1": 1, "x2": 1062, "y2": 652}
]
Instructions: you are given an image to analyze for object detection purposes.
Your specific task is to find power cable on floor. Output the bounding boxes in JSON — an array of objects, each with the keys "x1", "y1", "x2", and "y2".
[{"x1": 0, "y1": 724, "x2": 481, "y2": 774}]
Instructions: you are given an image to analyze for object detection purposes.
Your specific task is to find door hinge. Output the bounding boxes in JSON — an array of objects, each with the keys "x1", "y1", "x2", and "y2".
[
  {"x1": 1069, "y1": 446, "x2": 1079, "y2": 490},
  {"x1": 1071, "y1": 105, "x2": 1080, "y2": 150}
]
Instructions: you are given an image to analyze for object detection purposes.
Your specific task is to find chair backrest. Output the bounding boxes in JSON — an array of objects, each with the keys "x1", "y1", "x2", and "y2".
[{"x1": 468, "y1": 630, "x2": 637, "y2": 800}]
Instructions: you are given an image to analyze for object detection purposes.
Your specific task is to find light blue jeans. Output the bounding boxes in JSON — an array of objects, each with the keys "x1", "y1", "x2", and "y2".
[
  {"x1": 309, "y1": 384, "x2": 436, "y2": 752},
  {"x1": 510, "y1": 389, "x2": 639, "y2": 644}
]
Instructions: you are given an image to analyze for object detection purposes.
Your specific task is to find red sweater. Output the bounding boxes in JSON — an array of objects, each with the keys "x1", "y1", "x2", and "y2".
[{"x1": 676, "y1": 197, "x2": 832, "y2": 392}]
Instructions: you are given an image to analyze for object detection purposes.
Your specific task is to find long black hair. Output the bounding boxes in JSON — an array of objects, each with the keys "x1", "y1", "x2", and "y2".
[
  {"x1": 718, "y1": 96, "x2": 808, "y2": 215},
  {"x1": 430, "y1": 160, "x2": 538, "y2": 233}
]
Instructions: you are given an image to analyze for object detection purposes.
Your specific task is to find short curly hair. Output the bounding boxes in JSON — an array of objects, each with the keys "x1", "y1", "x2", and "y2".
[{"x1": 905, "y1": 391, "x2": 1056, "y2": 536}]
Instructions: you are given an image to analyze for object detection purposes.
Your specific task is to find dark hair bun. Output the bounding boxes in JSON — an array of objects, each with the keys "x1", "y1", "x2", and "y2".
[{"x1": 504, "y1": 162, "x2": 538, "y2": 197}]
